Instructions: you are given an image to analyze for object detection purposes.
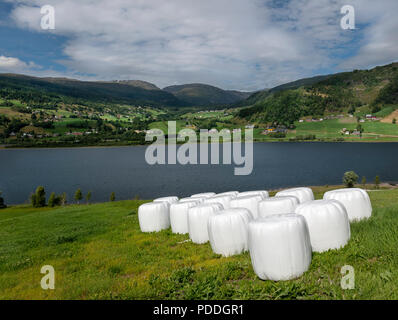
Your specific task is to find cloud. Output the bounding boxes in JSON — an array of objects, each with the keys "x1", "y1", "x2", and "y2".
[
  {"x1": 339, "y1": 0, "x2": 398, "y2": 70},
  {"x1": 0, "y1": 55, "x2": 38, "y2": 72},
  {"x1": 6, "y1": 0, "x2": 398, "y2": 90}
]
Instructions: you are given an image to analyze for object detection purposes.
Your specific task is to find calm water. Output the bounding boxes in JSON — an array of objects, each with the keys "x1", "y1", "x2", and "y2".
[{"x1": 1, "y1": 143, "x2": 398, "y2": 204}]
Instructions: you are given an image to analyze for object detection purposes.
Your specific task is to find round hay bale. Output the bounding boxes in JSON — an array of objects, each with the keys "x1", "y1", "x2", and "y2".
[
  {"x1": 188, "y1": 203, "x2": 224, "y2": 244},
  {"x1": 191, "y1": 192, "x2": 216, "y2": 198},
  {"x1": 248, "y1": 214, "x2": 312, "y2": 281},
  {"x1": 258, "y1": 196, "x2": 299, "y2": 218},
  {"x1": 217, "y1": 191, "x2": 239, "y2": 197},
  {"x1": 295, "y1": 200, "x2": 351, "y2": 252},
  {"x1": 179, "y1": 197, "x2": 204, "y2": 204},
  {"x1": 138, "y1": 202, "x2": 170, "y2": 232},
  {"x1": 170, "y1": 201, "x2": 199, "y2": 234},
  {"x1": 323, "y1": 188, "x2": 372, "y2": 221},
  {"x1": 208, "y1": 208, "x2": 253, "y2": 257},
  {"x1": 153, "y1": 196, "x2": 179, "y2": 205},
  {"x1": 230, "y1": 195, "x2": 263, "y2": 219},
  {"x1": 275, "y1": 187, "x2": 314, "y2": 204},
  {"x1": 203, "y1": 195, "x2": 233, "y2": 209},
  {"x1": 238, "y1": 190, "x2": 269, "y2": 199}
]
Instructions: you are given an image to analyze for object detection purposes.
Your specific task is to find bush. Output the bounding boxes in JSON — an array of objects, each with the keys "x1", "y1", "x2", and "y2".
[
  {"x1": 48, "y1": 192, "x2": 56, "y2": 207},
  {"x1": 0, "y1": 191, "x2": 6, "y2": 209},
  {"x1": 268, "y1": 132, "x2": 286, "y2": 138},
  {"x1": 31, "y1": 186, "x2": 46, "y2": 207},
  {"x1": 343, "y1": 171, "x2": 358, "y2": 188},
  {"x1": 86, "y1": 191, "x2": 92, "y2": 204},
  {"x1": 110, "y1": 192, "x2": 116, "y2": 202}
]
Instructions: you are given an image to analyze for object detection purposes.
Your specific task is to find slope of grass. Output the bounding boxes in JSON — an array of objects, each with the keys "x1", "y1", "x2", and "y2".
[{"x1": 1, "y1": 187, "x2": 398, "y2": 299}]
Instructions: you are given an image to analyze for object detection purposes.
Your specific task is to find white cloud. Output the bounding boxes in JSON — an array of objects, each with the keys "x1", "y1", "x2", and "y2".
[
  {"x1": 6, "y1": 0, "x2": 398, "y2": 90},
  {"x1": 0, "y1": 55, "x2": 38, "y2": 72}
]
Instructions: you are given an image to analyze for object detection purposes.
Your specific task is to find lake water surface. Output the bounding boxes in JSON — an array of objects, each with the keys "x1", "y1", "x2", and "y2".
[{"x1": 1, "y1": 142, "x2": 398, "y2": 204}]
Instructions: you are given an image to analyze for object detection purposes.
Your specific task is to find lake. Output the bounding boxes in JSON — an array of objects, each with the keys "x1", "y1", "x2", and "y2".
[{"x1": 1, "y1": 142, "x2": 398, "y2": 204}]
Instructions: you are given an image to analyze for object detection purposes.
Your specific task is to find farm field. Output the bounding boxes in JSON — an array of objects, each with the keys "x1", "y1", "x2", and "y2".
[
  {"x1": 251, "y1": 117, "x2": 398, "y2": 142},
  {"x1": 1, "y1": 186, "x2": 398, "y2": 299}
]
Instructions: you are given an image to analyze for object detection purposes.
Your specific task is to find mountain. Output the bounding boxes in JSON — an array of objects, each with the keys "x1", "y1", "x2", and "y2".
[
  {"x1": 0, "y1": 75, "x2": 251, "y2": 108},
  {"x1": 163, "y1": 83, "x2": 252, "y2": 106},
  {"x1": 0, "y1": 74, "x2": 182, "y2": 107},
  {"x1": 237, "y1": 62, "x2": 398, "y2": 125},
  {"x1": 108, "y1": 80, "x2": 160, "y2": 91}
]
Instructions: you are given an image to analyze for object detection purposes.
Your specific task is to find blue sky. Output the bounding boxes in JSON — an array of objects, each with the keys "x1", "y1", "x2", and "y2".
[{"x1": 0, "y1": 0, "x2": 397, "y2": 91}]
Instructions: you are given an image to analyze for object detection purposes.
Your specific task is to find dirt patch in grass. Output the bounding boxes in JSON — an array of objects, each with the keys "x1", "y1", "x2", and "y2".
[{"x1": 381, "y1": 109, "x2": 398, "y2": 124}]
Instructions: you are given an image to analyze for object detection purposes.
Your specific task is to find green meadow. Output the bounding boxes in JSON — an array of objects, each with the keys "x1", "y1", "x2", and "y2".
[{"x1": 1, "y1": 186, "x2": 398, "y2": 300}]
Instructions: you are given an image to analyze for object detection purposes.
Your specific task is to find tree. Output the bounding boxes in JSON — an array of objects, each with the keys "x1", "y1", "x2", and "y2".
[
  {"x1": 110, "y1": 192, "x2": 116, "y2": 202},
  {"x1": 60, "y1": 192, "x2": 67, "y2": 206},
  {"x1": 86, "y1": 191, "x2": 92, "y2": 204},
  {"x1": 0, "y1": 191, "x2": 6, "y2": 209},
  {"x1": 31, "y1": 186, "x2": 46, "y2": 208},
  {"x1": 361, "y1": 176, "x2": 366, "y2": 187},
  {"x1": 74, "y1": 188, "x2": 83, "y2": 204},
  {"x1": 375, "y1": 176, "x2": 380, "y2": 189},
  {"x1": 393, "y1": 118, "x2": 396, "y2": 124},
  {"x1": 356, "y1": 123, "x2": 364, "y2": 138},
  {"x1": 343, "y1": 171, "x2": 358, "y2": 188},
  {"x1": 48, "y1": 192, "x2": 56, "y2": 207}
]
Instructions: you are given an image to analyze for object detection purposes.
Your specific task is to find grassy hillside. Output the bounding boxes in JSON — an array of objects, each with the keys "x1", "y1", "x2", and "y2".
[
  {"x1": 1, "y1": 186, "x2": 398, "y2": 299},
  {"x1": 238, "y1": 63, "x2": 398, "y2": 125},
  {"x1": 163, "y1": 83, "x2": 251, "y2": 107}
]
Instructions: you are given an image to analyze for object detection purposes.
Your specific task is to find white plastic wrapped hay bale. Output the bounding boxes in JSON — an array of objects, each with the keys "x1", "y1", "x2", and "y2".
[
  {"x1": 258, "y1": 196, "x2": 299, "y2": 218},
  {"x1": 238, "y1": 190, "x2": 269, "y2": 199},
  {"x1": 170, "y1": 201, "x2": 199, "y2": 234},
  {"x1": 217, "y1": 191, "x2": 239, "y2": 197},
  {"x1": 191, "y1": 192, "x2": 216, "y2": 199},
  {"x1": 208, "y1": 208, "x2": 253, "y2": 257},
  {"x1": 153, "y1": 196, "x2": 179, "y2": 205},
  {"x1": 323, "y1": 188, "x2": 372, "y2": 221},
  {"x1": 248, "y1": 214, "x2": 312, "y2": 281},
  {"x1": 188, "y1": 203, "x2": 224, "y2": 244},
  {"x1": 295, "y1": 200, "x2": 350, "y2": 252},
  {"x1": 276, "y1": 187, "x2": 314, "y2": 204},
  {"x1": 179, "y1": 197, "x2": 204, "y2": 204},
  {"x1": 230, "y1": 195, "x2": 263, "y2": 219},
  {"x1": 138, "y1": 202, "x2": 170, "y2": 232},
  {"x1": 203, "y1": 195, "x2": 233, "y2": 209}
]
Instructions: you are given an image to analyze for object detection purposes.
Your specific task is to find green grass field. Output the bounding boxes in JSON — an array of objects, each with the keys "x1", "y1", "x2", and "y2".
[
  {"x1": 1, "y1": 186, "x2": 398, "y2": 300},
  {"x1": 286, "y1": 119, "x2": 398, "y2": 141}
]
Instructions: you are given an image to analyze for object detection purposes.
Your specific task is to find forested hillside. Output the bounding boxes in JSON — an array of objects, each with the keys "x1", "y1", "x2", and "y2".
[
  {"x1": 238, "y1": 63, "x2": 398, "y2": 125},
  {"x1": 0, "y1": 74, "x2": 183, "y2": 108}
]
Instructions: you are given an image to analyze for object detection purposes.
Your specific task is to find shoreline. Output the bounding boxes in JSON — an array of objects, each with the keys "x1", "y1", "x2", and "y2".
[
  {"x1": 3, "y1": 183, "x2": 397, "y2": 206},
  {"x1": 2, "y1": 139, "x2": 398, "y2": 150}
]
